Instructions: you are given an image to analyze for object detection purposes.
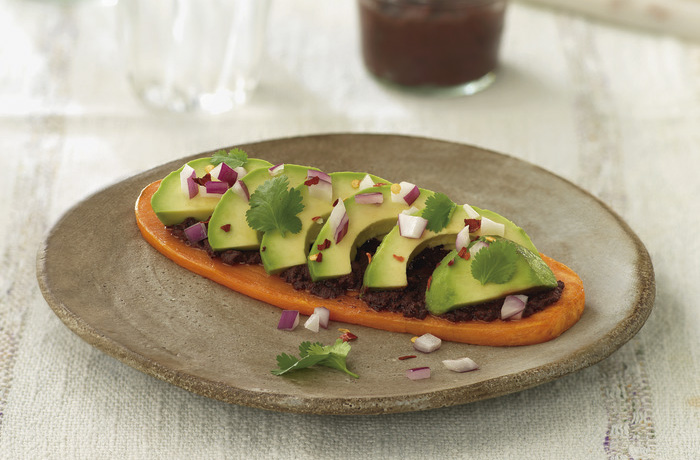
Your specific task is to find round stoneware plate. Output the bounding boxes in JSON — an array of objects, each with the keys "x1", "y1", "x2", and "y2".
[{"x1": 37, "y1": 133, "x2": 655, "y2": 415}]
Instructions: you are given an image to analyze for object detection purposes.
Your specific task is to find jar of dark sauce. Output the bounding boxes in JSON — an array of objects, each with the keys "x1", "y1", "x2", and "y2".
[{"x1": 358, "y1": 0, "x2": 506, "y2": 95}]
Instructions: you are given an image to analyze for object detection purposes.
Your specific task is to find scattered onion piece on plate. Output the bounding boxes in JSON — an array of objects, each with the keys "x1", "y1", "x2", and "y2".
[
  {"x1": 406, "y1": 367, "x2": 431, "y2": 380},
  {"x1": 442, "y1": 357, "x2": 479, "y2": 373},
  {"x1": 277, "y1": 310, "x2": 300, "y2": 331},
  {"x1": 314, "y1": 307, "x2": 330, "y2": 328},
  {"x1": 413, "y1": 333, "x2": 442, "y2": 353}
]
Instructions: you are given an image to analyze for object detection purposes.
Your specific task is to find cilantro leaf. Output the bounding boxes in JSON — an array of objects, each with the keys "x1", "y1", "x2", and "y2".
[
  {"x1": 246, "y1": 176, "x2": 304, "y2": 236},
  {"x1": 271, "y1": 339, "x2": 358, "y2": 378},
  {"x1": 210, "y1": 148, "x2": 248, "y2": 168},
  {"x1": 422, "y1": 193, "x2": 456, "y2": 232},
  {"x1": 470, "y1": 238, "x2": 519, "y2": 285}
]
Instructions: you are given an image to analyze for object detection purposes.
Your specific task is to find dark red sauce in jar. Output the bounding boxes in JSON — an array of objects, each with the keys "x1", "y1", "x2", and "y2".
[{"x1": 358, "y1": 0, "x2": 506, "y2": 91}]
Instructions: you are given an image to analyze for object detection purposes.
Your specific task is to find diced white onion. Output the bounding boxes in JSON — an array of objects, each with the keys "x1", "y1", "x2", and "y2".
[
  {"x1": 398, "y1": 213, "x2": 428, "y2": 239},
  {"x1": 478, "y1": 217, "x2": 505, "y2": 237},
  {"x1": 308, "y1": 179, "x2": 333, "y2": 202},
  {"x1": 463, "y1": 204, "x2": 480, "y2": 219},
  {"x1": 413, "y1": 333, "x2": 442, "y2": 353},
  {"x1": 442, "y1": 357, "x2": 479, "y2": 373},
  {"x1": 469, "y1": 240, "x2": 489, "y2": 257},
  {"x1": 358, "y1": 174, "x2": 375, "y2": 190},
  {"x1": 455, "y1": 225, "x2": 471, "y2": 251},
  {"x1": 232, "y1": 180, "x2": 250, "y2": 201},
  {"x1": 401, "y1": 206, "x2": 420, "y2": 216},
  {"x1": 304, "y1": 313, "x2": 320, "y2": 332},
  {"x1": 180, "y1": 165, "x2": 197, "y2": 198}
]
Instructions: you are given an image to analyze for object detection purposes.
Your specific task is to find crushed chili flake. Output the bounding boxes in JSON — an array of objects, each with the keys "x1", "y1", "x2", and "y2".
[
  {"x1": 458, "y1": 246, "x2": 469, "y2": 260},
  {"x1": 373, "y1": 183, "x2": 386, "y2": 187},
  {"x1": 261, "y1": 246, "x2": 266, "y2": 252},
  {"x1": 332, "y1": 198, "x2": 339, "y2": 207},
  {"x1": 366, "y1": 252, "x2": 372, "y2": 264},
  {"x1": 351, "y1": 179, "x2": 361, "y2": 188},
  {"x1": 309, "y1": 253, "x2": 323, "y2": 262},
  {"x1": 447, "y1": 258, "x2": 455, "y2": 266},
  {"x1": 317, "y1": 238, "x2": 331, "y2": 251},
  {"x1": 311, "y1": 215, "x2": 322, "y2": 221},
  {"x1": 338, "y1": 328, "x2": 351, "y2": 333},
  {"x1": 193, "y1": 173, "x2": 212, "y2": 186},
  {"x1": 464, "y1": 218, "x2": 481, "y2": 232},
  {"x1": 426, "y1": 276, "x2": 432, "y2": 290},
  {"x1": 398, "y1": 355, "x2": 417, "y2": 360},
  {"x1": 340, "y1": 331, "x2": 358, "y2": 342},
  {"x1": 304, "y1": 176, "x2": 320, "y2": 186},
  {"x1": 220, "y1": 224, "x2": 231, "y2": 232},
  {"x1": 393, "y1": 254, "x2": 405, "y2": 262}
]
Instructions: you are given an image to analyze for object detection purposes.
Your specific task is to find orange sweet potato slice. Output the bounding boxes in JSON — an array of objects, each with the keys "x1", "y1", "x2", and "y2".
[{"x1": 135, "y1": 181, "x2": 585, "y2": 346}]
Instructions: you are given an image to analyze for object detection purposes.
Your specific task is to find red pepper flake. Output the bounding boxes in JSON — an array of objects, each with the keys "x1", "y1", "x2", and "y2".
[
  {"x1": 447, "y1": 258, "x2": 455, "y2": 266},
  {"x1": 398, "y1": 355, "x2": 417, "y2": 361},
  {"x1": 340, "y1": 331, "x2": 358, "y2": 342},
  {"x1": 392, "y1": 254, "x2": 405, "y2": 262},
  {"x1": 366, "y1": 252, "x2": 372, "y2": 264},
  {"x1": 311, "y1": 215, "x2": 322, "y2": 222},
  {"x1": 373, "y1": 182, "x2": 386, "y2": 187},
  {"x1": 317, "y1": 238, "x2": 331, "y2": 251},
  {"x1": 315, "y1": 253, "x2": 323, "y2": 262},
  {"x1": 332, "y1": 198, "x2": 339, "y2": 207},
  {"x1": 458, "y1": 246, "x2": 470, "y2": 260},
  {"x1": 304, "y1": 176, "x2": 320, "y2": 186},
  {"x1": 427, "y1": 275, "x2": 432, "y2": 291},
  {"x1": 261, "y1": 246, "x2": 266, "y2": 252},
  {"x1": 193, "y1": 173, "x2": 212, "y2": 186},
  {"x1": 465, "y1": 218, "x2": 481, "y2": 232},
  {"x1": 220, "y1": 224, "x2": 231, "y2": 232}
]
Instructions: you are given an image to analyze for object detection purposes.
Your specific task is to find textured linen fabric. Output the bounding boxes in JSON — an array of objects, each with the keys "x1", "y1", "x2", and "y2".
[{"x1": 1, "y1": 0, "x2": 699, "y2": 459}]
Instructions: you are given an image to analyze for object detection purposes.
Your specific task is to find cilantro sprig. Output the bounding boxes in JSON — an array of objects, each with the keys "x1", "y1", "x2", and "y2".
[
  {"x1": 422, "y1": 193, "x2": 456, "y2": 232},
  {"x1": 470, "y1": 238, "x2": 519, "y2": 285},
  {"x1": 246, "y1": 176, "x2": 304, "y2": 236},
  {"x1": 272, "y1": 339, "x2": 358, "y2": 378},
  {"x1": 211, "y1": 148, "x2": 248, "y2": 168}
]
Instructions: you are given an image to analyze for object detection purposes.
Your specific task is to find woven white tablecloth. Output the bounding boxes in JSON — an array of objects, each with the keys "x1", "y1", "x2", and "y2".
[{"x1": 1, "y1": 0, "x2": 698, "y2": 458}]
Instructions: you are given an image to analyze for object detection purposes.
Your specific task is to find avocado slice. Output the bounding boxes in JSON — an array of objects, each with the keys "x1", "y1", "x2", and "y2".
[
  {"x1": 363, "y1": 205, "x2": 541, "y2": 290},
  {"x1": 150, "y1": 157, "x2": 271, "y2": 226},
  {"x1": 307, "y1": 184, "x2": 434, "y2": 282},
  {"x1": 260, "y1": 172, "x2": 387, "y2": 275},
  {"x1": 207, "y1": 164, "x2": 317, "y2": 251},
  {"x1": 425, "y1": 236, "x2": 558, "y2": 315}
]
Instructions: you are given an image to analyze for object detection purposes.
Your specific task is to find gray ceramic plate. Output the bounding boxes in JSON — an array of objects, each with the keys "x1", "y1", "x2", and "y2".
[{"x1": 37, "y1": 133, "x2": 654, "y2": 415}]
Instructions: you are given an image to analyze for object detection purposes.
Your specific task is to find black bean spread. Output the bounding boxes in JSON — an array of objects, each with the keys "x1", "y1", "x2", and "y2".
[{"x1": 168, "y1": 220, "x2": 563, "y2": 322}]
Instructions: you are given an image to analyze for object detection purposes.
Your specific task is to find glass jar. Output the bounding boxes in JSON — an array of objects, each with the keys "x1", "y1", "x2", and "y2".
[{"x1": 358, "y1": 0, "x2": 507, "y2": 96}]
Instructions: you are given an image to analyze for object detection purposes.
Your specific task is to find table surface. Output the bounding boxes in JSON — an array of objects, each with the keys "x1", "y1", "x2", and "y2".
[{"x1": 1, "y1": 0, "x2": 698, "y2": 459}]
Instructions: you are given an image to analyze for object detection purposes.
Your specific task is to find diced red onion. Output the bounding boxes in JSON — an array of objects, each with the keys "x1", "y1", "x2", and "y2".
[
  {"x1": 277, "y1": 310, "x2": 300, "y2": 331},
  {"x1": 204, "y1": 180, "x2": 229, "y2": 195},
  {"x1": 304, "y1": 313, "x2": 320, "y2": 332},
  {"x1": 398, "y1": 213, "x2": 428, "y2": 239},
  {"x1": 442, "y1": 357, "x2": 479, "y2": 373},
  {"x1": 308, "y1": 178, "x2": 333, "y2": 202},
  {"x1": 184, "y1": 222, "x2": 207, "y2": 243},
  {"x1": 463, "y1": 204, "x2": 480, "y2": 219},
  {"x1": 313, "y1": 307, "x2": 330, "y2": 329},
  {"x1": 469, "y1": 240, "x2": 489, "y2": 257},
  {"x1": 328, "y1": 199, "x2": 349, "y2": 244},
  {"x1": 232, "y1": 180, "x2": 250, "y2": 201},
  {"x1": 406, "y1": 367, "x2": 431, "y2": 380},
  {"x1": 391, "y1": 181, "x2": 420, "y2": 205},
  {"x1": 354, "y1": 192, "x2": 384, "y2": 205},
  {"x1": 269, "y1": 163, "x2": 285, "y2": 176},
  {"x1": 180, "y1": 165, "x2": 198, "y2": 198},
  {"x1": 479, "y1": 217, "x2": 505, "y2": 237},
  {"x1": 455, "y1": 225, "x2": 471, "y2": 251},
  {"x1": 307, "y1": 169, "x2": 332, "y2": 184},
  {"x1": 210, "y1": 162, "x2": 238, "y2": 186},
  {"x1": 358, "y1": 174, "x2": 375, "y2": 190},
  {"x1": 413, "y1": 333, "x2": 442, "y2": 353},
  {"x1": 501, "y1": 294, "x2": 528, "y2": 320}
]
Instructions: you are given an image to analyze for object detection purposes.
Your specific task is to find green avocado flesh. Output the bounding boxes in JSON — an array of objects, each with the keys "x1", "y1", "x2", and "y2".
[
  {"x1": 208, "y1": 164, "x2": 317, "y2": 251},
  {"x1": 260, "y1": 172, "x2": 387, "y2": 275},
  {"x1": 150, "y1": 157, "x2": 271, "y2": 226},
  {"x1": 307, "y1": 185, "x2": 434, "y2": 282},
  {"x1": 424, "y1": 237, "x2": 558, "y2": 315}
]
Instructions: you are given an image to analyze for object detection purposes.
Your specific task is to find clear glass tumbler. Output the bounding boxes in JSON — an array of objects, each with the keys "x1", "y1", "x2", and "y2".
[
  {"x1": 119, "y1": 0, "x2": 270, "y2": 114},
  {"x1": 358, "y1": 0, "x2": 507, "y2": 96}
]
